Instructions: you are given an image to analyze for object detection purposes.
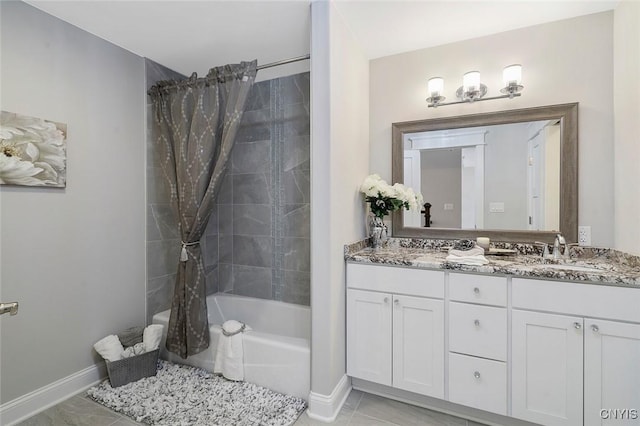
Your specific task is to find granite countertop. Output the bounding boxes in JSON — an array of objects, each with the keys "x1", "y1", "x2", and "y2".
[{"x1": 345, "y1": 238, "x2": 640, "y2": 288}]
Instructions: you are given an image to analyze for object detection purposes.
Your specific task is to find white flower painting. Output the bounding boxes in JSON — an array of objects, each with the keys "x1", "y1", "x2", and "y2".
[{"x1": 0, "y1": 111, "x2": 67, "y2": 187}]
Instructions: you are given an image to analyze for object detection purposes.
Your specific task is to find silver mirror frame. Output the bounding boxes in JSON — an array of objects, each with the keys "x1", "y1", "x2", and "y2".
[{"x1": 391, "y1": 103, "x2": 578, "y2": 243}]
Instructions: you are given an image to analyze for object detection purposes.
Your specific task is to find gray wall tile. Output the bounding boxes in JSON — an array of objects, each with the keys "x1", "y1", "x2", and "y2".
[
  {"x1": 283, "y1": 205, "x2": 310, "y2": 238},
  {"x1": 203, "y1": 235, "x2": 219, "y2": 268},
  {"x1": 232, "y1": 265, "x2": 272, "y2": 300},
  {"x1": 147, "y1": 206, "x2": 162, "y2": 242},
  {"x1": 233, "y1": 204, "x2": 272, "y2": 236},
  {"x1": 282, "y1": 270, "x2": 310, "y2": 305},
  {"x1": 231, "y1": 140, "x2": 271, "y2": 174},
  {"x1": 151, "y1": 203, "x2": 178, "y2": 240},
  {"x1": 147, "y1": 239, "x2": 180, "y2": 279},
  {"x1": 217, "y1": 204, "x2": 233, "y2": 235},
  {"x1": 218, "y1": 263, "x2": 233, "y2": 293},
  {"x1": 233, "y1": 173, "x2": 272, "y2": 204},
  {"x1": 284, "y1": 238, "x2": 310, "y2": 272},
  {"x1": 205, "y1": 265, "x2": 219, "y2": 296},
  {"x1": 147, "y1": 274, "x2": 175, "y2": 322},
  {"x1": 232, "y1": 235, "x2": 273, "y2": 268},
  {"x1": 283, "y1": 170, "x2": 310, "y2": 204},
  {"x1": 283, "y1": 135, "x2": 310, "y2": 172},
  {"x1": 219, "y1": 235, "x2": 233, "y2": 264},
  {"x1": 217, "y1": 172, "x2": 233, "y2": 204}
]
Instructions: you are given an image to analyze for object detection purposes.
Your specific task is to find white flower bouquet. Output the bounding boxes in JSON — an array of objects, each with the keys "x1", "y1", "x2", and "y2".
[{"x1": 360, "y1": 174, "x2": 423, "y2": 219}]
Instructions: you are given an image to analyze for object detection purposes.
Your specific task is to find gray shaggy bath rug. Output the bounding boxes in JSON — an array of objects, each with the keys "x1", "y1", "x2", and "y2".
[{"x1": 87, "y1": 360, "x2": 307, "y2": 426}]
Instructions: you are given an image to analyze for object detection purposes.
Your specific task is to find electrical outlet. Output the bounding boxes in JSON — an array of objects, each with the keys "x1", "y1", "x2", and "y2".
[{"x1": 578, "y1": 226, "x2": 592, "y2": 246}]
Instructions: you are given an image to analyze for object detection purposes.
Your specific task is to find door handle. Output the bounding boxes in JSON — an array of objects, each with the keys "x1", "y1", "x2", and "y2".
[{"x1": 0, "y1": 302, "x2": 19, "y2": 316}]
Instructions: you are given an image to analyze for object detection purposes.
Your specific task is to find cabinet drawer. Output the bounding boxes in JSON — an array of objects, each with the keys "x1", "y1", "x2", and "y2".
[
  {"x1": 449, "y1": 303, "x2": 507, "y2": 361},
  {"x1": 449, "y1": 273, "x2": 507, "y2": 306},
  {"x1": 512, "y1": 278, "x2": 640, "y2": 323},
  {"x1": 347, "y1": 263, "x2": 444, "y2": 298},
  {"x1": 449, "y1": 353, "x2": 507, "y2": 415}
]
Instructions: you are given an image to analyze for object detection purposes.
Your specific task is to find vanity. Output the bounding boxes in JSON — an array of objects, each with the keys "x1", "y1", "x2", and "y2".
[{"x1": 344, "y1": 239, "x2": 640, "y2": 426}]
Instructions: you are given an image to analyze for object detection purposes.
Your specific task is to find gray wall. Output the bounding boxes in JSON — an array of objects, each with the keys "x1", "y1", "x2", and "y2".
[
  {"x1": 0, "y1": 1, "x2": 146, "y2": 404},
  {"x1": 145, "y1": 71, "x2": 311, "y2": 317},
  {"x1": 145, "y1": 59, "x2": 186, "y2": 323}
]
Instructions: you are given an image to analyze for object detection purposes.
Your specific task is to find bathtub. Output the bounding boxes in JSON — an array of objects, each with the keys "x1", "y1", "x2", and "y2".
[{"x1": 152, "y1": 293, "x2": 311, "y2": 399}]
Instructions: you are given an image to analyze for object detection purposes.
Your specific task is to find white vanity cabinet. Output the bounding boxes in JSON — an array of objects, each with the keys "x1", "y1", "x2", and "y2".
[
  {"x1": 512, "y1": 278, "x2": 640, "y2": 426},
  {"x1": 346, "y1": 261, "x2": 640, "y2": 426},
  {"x1": 346, "y1": 263, "x2": 445, "y2": 398}
]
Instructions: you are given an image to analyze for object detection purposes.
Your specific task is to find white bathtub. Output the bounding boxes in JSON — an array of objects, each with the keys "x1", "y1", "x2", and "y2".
[{"x1": 152, "y1": 293, "x2": 311, "y2": 399}]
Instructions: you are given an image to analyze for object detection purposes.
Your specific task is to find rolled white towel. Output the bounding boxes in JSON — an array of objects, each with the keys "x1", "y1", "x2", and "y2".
[
  {"x1": 121, "y1": 342, "x2": 146, "y2": 358},
  {"x1": 94, "y1": 335, "x2": 125, "y2": 362},
  {"x1": 143, "y1": 324, "x2": 163, "y2": 351}
]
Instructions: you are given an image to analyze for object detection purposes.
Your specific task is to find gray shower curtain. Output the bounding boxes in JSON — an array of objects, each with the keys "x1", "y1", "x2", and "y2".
[{"x1": 148, "y1": 60, "x2": 256, "y2": 358}]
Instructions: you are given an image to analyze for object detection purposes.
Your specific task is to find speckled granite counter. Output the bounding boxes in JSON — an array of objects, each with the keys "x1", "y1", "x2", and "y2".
[{"x1": 345, "y1": 238, "x2": 640, "y2": 288}]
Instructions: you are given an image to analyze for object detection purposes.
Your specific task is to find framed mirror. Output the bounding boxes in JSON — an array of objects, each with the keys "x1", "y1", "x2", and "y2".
[{"x1": 391, "y1": 103, "x2": 578, "y2": 243}]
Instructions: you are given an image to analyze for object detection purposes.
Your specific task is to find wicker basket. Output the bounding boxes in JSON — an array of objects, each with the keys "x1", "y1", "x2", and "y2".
[{"x1": 105, "y1": 349, "x2": 159, "y2": 387}]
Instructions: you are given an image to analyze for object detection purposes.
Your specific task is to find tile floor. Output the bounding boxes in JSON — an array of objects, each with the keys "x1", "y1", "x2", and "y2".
[{"x1": 19, "y1": 389, "x2": 486, "y2": 426}]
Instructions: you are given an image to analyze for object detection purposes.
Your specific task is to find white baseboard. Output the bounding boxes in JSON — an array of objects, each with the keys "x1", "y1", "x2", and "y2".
[
  {"x1": 0, "y1": 364, "x2": 105, "y2": 426},
  {"x1": 306, "y1": 374, "x2": 351, "y2": 422}
]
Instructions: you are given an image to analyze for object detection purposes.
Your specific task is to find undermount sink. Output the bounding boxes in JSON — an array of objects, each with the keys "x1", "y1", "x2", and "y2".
[{"x1": 539, "y1": 264, "x2": 603, "y2": 273}]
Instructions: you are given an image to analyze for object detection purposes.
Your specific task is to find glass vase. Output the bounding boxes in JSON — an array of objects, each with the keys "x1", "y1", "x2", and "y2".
[{"x1": 369, "y1": 215, "x2": 388, "y2": 249}]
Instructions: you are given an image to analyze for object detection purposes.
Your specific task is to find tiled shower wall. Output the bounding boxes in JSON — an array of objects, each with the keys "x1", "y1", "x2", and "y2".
[
  {"x1": 146, "y1": 66, "x2": 311, "y2": 322},
  {"x1": 203, "y1": 72, "x2": 311, "y2": 305}
]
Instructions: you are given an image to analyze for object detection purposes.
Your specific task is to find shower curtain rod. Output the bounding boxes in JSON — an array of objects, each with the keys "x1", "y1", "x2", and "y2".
[{"x1": 257, "y1": 54, "x2": 310, "y2": 70}]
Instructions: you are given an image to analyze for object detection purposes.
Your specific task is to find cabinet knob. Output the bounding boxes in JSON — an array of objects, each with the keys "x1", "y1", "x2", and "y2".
[
  {"x1": 384, "y1": 297, "x2": 389, "y2": 303},
  {"x1": 591, "y1": 324, "x2": 600, "y2": 333},
  {"x1": 394, "y1": 299, "x2": 399, "y2": 305},
  {"x1": 473, "y1": 287, "x2": 480, "y2": 294},
  {"x1": 574, "y1": 322, "x2": 582, "y2": 330},
  {"x1": 474, "y1": 371, "x2": 481, "y2": 379},
  {"x1": 474, "y1": 319, "x2": 480, "y2": 327}
]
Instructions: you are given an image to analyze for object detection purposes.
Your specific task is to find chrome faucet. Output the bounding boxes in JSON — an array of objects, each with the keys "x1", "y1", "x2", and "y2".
[{"x1": 553, "y1": 233, "x2": 569, "y2": 260}]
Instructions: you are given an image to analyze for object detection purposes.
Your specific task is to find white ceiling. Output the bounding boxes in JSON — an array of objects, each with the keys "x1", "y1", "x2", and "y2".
[{"x1": 25, "y1": 0, "x2": 618, "y2": 77}]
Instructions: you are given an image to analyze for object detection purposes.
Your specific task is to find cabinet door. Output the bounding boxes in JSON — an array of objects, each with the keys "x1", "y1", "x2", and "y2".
[
  {"x1": 346, "y1": 289, "x2": 392, "y2": 385},
  {"x1": 512, "y1": 310, "x2": 583, "y2": 426},
  {"x1": 392, "y1": 295, "x2": 444, "y2": 398},
  {"x1": 584, "y1": 319, "x2": 640, "y2": 426}
]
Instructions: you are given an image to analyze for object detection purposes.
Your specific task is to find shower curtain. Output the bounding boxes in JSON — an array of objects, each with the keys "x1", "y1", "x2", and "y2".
[{"x1": 148, "y1": 60, "x2": 256, "y2": 358}]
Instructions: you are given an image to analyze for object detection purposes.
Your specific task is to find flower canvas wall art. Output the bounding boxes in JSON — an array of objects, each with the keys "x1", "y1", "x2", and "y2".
[{"x1": 0, "y1": 111, "x2": 67, "y2": 187}]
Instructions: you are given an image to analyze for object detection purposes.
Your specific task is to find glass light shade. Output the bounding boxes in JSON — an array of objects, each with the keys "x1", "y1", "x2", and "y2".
[
  {"x1": 503, "y1": 64, "x2": 522, "y2": 86},
  {"x1": 428, "y1": 77, "x2": 444, "y2": 97},
  {"x1": 463, "y1": 71, "x2": 481, "y2": 93}
]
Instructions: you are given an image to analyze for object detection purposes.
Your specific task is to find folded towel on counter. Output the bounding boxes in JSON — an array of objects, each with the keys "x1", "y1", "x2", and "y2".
[
  {"x1": 446, "y1": 245, "x2": 489, "y2": 265},
  {"x1": 448, "y1": 246, "x2": 485, "y2": 257},
  {"x1": 445, "y1": 254, "x2": 490, "y2": 265},
  {"x1": 143, "y1": 324, "x2": 163, "y2": 351},
  {"x1": 121, "y1": 342, "x2": 146, "y2": 358},
  {"x1": 117, "y1": 326, "x2": 144, "y2": 347},
  {"x1": 94, "y1": 335, "x2": 125, "y2": 362},
  {"x1": 214, "y1": 320, "x2": 252, "y2": 381}
]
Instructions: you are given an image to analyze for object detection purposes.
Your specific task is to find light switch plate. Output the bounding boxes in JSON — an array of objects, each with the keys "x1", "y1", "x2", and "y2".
[{"x1": 444, "y1": 203, "x2": 454, "y2": 211}]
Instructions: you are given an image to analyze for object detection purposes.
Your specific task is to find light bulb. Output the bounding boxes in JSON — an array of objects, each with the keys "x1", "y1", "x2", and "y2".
[
  {"x1": 463, "y1": 71, "x2": 481, "y2": 93},
  {"x1": 503, "y1": 64, "x2": 522, "y2": 87},
  {"x1": 427, "y1": 77, "x2": 444, "y2": 97}
]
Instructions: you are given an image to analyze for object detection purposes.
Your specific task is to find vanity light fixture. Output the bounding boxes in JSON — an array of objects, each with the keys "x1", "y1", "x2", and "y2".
[{"x1": 427, "y1": 64, "x2": 524, "y2": 108}]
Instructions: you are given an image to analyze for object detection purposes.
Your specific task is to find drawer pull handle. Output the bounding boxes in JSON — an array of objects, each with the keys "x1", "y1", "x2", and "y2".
[
  {"x1": 474, "y1": 371, "x2": 481, "y2": 379},
  {"x1": 394, "y1": 299, "x2": 399, "y2": 305},
  {"x1": 474, "y1": 319, "x2": 480, "y2": 327},
  {"x1": 473, "y1": 287, "x2": 480, "y2": 294},
  {"x1": 574, "y1": 322, "x2": 582, "y2": 330},
  {"x1": 384, "y1": 297, "x2": 389, "y2": 303},
  {"x1": 591, "y1": 324, "x2": 600, "y2": 333}
]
